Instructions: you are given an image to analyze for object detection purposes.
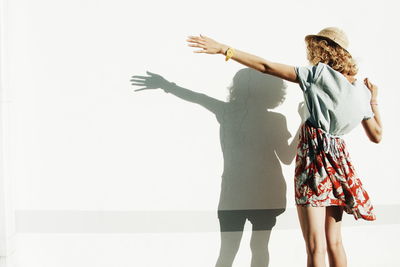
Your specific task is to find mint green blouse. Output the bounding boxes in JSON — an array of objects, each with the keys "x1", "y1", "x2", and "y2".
[{"x1": 295, "y1": 62, "x2": 374, "y2": 136}]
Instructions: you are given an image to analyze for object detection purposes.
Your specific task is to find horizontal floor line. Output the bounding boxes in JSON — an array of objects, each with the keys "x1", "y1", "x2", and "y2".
[{"x1": 15, "y1": 205, "x2": 400, "y2": 233}]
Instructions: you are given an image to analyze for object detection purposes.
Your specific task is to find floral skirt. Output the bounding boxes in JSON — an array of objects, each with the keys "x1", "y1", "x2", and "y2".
[{"x1": 294, "y1": 120, "x2": 376, "y2": 221}]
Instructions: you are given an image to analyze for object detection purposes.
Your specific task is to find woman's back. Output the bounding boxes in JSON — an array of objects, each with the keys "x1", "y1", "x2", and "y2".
[{"x1": 295, "y1": 62, "x2": 374, "y2": 136}]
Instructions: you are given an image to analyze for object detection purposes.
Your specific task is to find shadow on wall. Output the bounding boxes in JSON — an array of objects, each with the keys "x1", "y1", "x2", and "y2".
[{"x1": 131, "y1": 68, "x2": 301, "y2": 267}]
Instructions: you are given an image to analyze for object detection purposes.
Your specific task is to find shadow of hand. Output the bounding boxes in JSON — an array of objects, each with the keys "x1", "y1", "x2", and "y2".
[{"x1": 130, "y1": 71, "x2": 172, "y2": 92}]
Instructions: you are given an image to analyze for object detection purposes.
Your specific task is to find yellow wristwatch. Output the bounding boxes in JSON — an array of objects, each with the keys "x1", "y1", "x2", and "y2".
[{"x1": 225, "y1": 47, "x2": 235, "y2": 61}]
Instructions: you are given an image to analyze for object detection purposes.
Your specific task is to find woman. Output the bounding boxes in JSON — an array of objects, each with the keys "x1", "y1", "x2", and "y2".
[{"x1": 186, "y1": 27, "x2": 382, "y2": 267}]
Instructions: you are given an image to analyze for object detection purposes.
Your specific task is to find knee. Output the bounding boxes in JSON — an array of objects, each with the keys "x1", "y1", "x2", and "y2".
[
  {"x1": 305, "y1": 238, "x2": 326, "y2": 256},
  {"x1": 306, "y1": 245, "x2": 326, "y2": 256},
  {"x1": 219, "y1": 243, "x2": 240, "y2": 255},
  {"x1": 327, "y1": 238, "x2": 343, "y2": 253},
  {"x1": 250, "y1": 244, "x2": 268, "y2": 256}
]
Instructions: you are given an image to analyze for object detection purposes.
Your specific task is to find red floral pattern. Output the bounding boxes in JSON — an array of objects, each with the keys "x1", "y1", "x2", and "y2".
[{"x1": 294, "y1": 121, "x2": 376, "y2": 221}]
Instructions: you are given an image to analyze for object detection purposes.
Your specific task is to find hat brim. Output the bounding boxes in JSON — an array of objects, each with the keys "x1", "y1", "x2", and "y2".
[{"x1": 304, "y1": 34, "x2": 350, "y2": 54}]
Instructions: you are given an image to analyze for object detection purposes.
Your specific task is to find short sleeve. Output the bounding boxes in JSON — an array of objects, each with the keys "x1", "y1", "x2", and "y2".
[{"x1": 294, "y1": 62, "x2": 325, "y2": 92}]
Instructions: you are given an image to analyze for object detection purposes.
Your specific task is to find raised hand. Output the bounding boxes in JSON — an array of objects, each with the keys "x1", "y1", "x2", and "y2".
[
  {"x1": 186, "y1": 34, "x2": 224, "y2": 54},
  {"x1": 364, "y1": 77, "x2": 378, "y2": 100},
  {"x1": 130, "y1": 71, "x2": 172, "y2": 92}
]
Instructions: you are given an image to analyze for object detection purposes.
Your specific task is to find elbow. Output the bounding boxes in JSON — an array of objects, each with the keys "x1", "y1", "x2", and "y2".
[
  {"x1": 280, "y1": 158, "x2": 292, "y2": 165},
  {"x1": 370, "y1": 131, "x2": 383, "y2": 144},
  {"x1": 261, "y1": 64, "x2": 270, "y2": 74},
  {"x1": 278, "y1": 152, "x2": 297, "y2": 165},
  {"x1": 372, "y1": 136, "x2": 382, "y2": 144},
  {"x1": 370, "y1": 137, "x2": 381, "y2": 144},
  {"x1": 260, "y1": 62, "x2": 273, "y2": 74}
]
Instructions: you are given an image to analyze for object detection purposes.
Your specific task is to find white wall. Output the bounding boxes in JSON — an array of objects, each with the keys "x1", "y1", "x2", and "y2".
[
  {"x1": 1, "y1": 0, "x2": 17, "y2": 261},
  {"x1": 2, "y1": 0, "x2": 400, "y2": 266}
]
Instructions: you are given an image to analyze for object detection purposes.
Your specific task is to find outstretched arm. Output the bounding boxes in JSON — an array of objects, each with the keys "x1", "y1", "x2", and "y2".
[
  {"x1": 131, "y1": 71, "x2": 224, "y2": 115},
  {"x1": 187, "y1": 34, "x2": 298, "y2": 83},
  {"x1": 361, "y1": 78, "x2": 382, "y2": 143}
]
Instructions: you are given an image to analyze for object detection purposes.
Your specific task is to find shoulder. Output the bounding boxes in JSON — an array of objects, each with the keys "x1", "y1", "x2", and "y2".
[
  {"x1": 320, "y1": 63, "x2": 352, "y2": 83},
  {"x1": 315, "y1": 63, "x2": 355, "y2": 88},
  {"x1": 295, "y1": 62, "x2": 327, "y2": 92},
  {"x1": 295, "y1": 62, "x2": 326, "y2": 79}
]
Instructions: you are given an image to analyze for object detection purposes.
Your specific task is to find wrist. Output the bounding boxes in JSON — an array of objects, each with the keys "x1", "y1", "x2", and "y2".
[
  {"x1": 219, "y1": 44, "x2": 229, "y2": 55},
  {"x1": 163, "y1": 81, "x2": 176, "y2": 93}
]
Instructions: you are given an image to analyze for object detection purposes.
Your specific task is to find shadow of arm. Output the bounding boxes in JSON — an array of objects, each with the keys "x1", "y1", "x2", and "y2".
[
  {"x1": 164, "y1": 82, "x2": 225, "y2": 115},
  {"x1": 275, "y1": 126, "x2": 300, "y2": 165}
]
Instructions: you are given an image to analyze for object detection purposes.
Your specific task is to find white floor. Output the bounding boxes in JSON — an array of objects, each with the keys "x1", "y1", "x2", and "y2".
[{"x1": 1, "y1": 224, "x2": 399, "y2": 267}]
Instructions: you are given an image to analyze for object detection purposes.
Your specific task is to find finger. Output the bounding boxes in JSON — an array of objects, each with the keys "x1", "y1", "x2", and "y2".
[
  {"x1": 130, "y1": 78, "x2": 145, "y2": 82},
  {"x1": 187, "y1": 35, "x2": 199, "y2": 40},
  {"x1": 186, "y1": 38, "x2": 206, "y2": 45},
  {"x1": 131, "y1": 75, "x2": 148, "y2": 79},
  {"x1": 132, "y1": 83, "x2": 146, "y2": 86},
  {"x1": 193, "y1": 50, "x2": 206, "y2": 53},
  {"x1": 187, "y1": 44, "x2": 206, "y2": 49},
  {"x1": 199, "y1": 34, "x2": 207, "y2": 40},
  {"x1": 134, "y1": 88, "x2": 151, "y2": 92},
  {"x1": 146, "y1": 70, "x2": 158, "y2": 75},
  {"x1": 188, "y1": 35, "x2": 204, "y2": 41}
]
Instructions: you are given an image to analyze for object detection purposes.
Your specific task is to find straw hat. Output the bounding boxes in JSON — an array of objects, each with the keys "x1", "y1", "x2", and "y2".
[{"x1": 305, "y1": 27, "x2": 350, "y2": 53}]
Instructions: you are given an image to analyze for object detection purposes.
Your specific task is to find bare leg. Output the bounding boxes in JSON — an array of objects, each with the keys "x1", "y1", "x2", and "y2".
[
  {"x1": 250, "y1": 230, "x2": 272, "y2": 267},
  {"x1": 215, "y1": 231, "x2": 244, "y2": 267},
  {"x1": 325, "y1": 206, "x2": 347, "y2": 267},
  {"x1": 296, "y1": 205, "x2": 327, "y2": 267},
  {"x1": 216, "y1": 211, "x2": 246, "y2": 267}
]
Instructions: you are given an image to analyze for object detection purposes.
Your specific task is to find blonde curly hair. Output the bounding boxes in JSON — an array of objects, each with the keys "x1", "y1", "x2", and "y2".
[{"x1": 305, "y1": 36, "x2": 358, "y2": 76}]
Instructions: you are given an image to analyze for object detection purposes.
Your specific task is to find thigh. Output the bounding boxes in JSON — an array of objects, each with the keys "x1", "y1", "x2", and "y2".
[
  {"x1": 218, "y1": 210, "x2": 247, "y2": 232},
  {"x1": 247, "y1": 209, "x2": 281, "y2": 231},
  {"x1": 296, "y1": 205, "x2": 326, "y2": 245},
  {"x1": 325, "y1": 206, "x2": 344, "y2": 243}
]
